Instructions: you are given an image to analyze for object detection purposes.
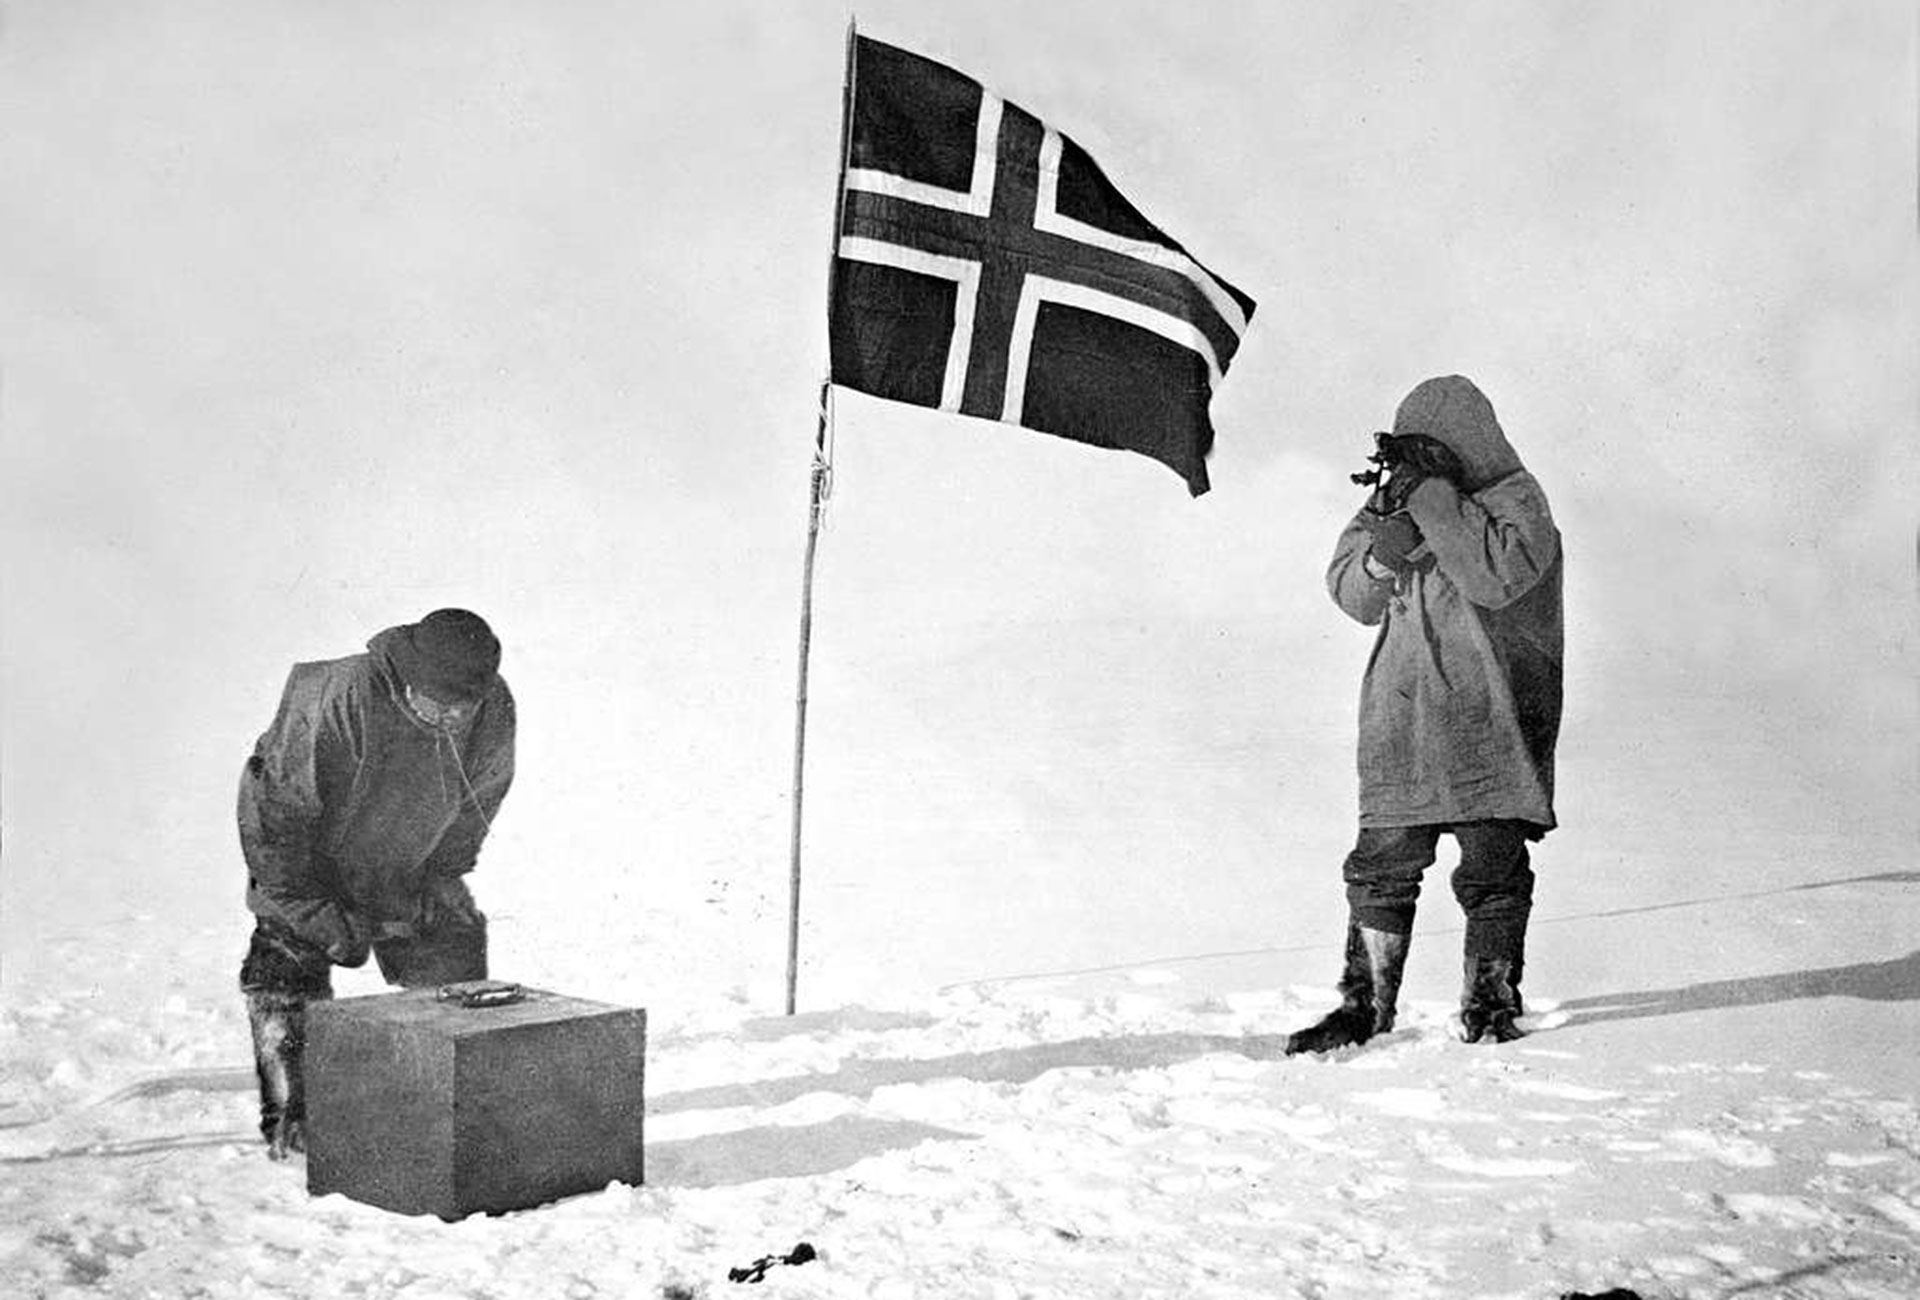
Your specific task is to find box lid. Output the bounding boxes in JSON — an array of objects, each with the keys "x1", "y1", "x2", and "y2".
[{"x1": 311, "y1": 986, "x2": 640, "y2": 1038}]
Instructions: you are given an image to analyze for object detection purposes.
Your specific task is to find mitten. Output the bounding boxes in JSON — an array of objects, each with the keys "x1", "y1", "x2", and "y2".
[
  {"x1": 1357, "y1": 510, "x2": 1426, "y2": 574},
  {"x1": 323, "y1": 910, "x2": 372, "y2": 968}
]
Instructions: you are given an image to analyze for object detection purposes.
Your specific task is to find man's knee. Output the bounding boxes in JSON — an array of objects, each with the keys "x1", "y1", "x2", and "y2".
[
  {"x1": 239, "y1": 920, "x2": 334, "y2": 999},
  {"x1": 1343, "y1": 825, "x2": 1440, "y2": 927},
  {"x1": 1449, "y1": 820, "x2": 1536, "y2": 914},
  {"x1": 1344, "y1": 825, "x2": 1439, "y2": 876}
]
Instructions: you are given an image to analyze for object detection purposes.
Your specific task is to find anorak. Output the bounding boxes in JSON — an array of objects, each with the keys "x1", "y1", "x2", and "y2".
[
  {"x1": 1327, "y1": 376, "x2": 1563, "y2": 832},
  {"x1": 237, "y1": 626, "x2": 515, "y2": 956}
]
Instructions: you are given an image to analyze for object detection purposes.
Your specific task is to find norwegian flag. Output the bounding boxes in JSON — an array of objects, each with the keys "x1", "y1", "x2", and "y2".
[{"x1": 828, "y1": 36, "x2": 1257, "y2": 496}]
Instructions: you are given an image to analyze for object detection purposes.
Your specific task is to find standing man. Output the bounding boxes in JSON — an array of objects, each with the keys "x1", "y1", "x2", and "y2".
[
  {"x1": 1286, "y1": 376, "x2": 1563, "y2": 1055},
  {"x1": 237, "y1": 608, "x2": 516, "y2": 1157}
]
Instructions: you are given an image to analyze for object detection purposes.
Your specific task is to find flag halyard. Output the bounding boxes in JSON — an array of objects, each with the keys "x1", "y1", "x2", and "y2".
[{"x1": 828, "y1": 36, "x2": 1256, "y2": 496}]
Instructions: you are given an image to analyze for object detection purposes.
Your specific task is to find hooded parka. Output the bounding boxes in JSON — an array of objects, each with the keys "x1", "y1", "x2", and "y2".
[
  {"x1": 1327, "y1": 376, "x2": 1562, "y2": 834},
  {"x1": 237, "y1": 624, "x2": 516, "y2": 961}
]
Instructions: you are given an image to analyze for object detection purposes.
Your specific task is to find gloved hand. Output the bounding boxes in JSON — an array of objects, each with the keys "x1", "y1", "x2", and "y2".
[
  {"x1": 323, "y1": 910, "x2": 372, "y2": 968},
  {"x1": 418, "y1": 875, "x2": 484, "y2": 932},
  {"x1": 272, "y1": 895, "x2": 371, "y2": 967},
  {"x1": 261, "y1": 890, "x2": 368, "y2": 963},
  {"x1": 1357, "y1": 510, "x2": 1426, "y2": 575}
]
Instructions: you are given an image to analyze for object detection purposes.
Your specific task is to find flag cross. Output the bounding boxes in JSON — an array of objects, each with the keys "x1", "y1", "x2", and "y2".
[{"x1": 840, "y1": 86, "x2": 1249, "y2": 429}]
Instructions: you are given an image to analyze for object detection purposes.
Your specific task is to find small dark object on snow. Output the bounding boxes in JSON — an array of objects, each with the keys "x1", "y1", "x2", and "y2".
[
  {"x1": 1561, "y1": 1289, "x2": 1645, "y2": 1299},
  {"x1": 729, "y1": 1242, "x2": 817, "y2": 1284}
]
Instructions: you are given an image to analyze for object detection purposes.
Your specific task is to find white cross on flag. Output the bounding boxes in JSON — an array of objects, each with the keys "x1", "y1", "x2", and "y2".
[{"x1": 828, "y1": 35, "x2": 1257, "y2": 496}]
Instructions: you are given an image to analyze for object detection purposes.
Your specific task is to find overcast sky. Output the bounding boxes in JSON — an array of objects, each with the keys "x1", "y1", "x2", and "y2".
[{"x1": 2, "y1": 2, "x2": 1912, "y2": 979}]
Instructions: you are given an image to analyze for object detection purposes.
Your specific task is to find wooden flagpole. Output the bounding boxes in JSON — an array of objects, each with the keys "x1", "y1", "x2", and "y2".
[{"x1": 787, "y1": 15, "x2": 858, "y2": 1016}]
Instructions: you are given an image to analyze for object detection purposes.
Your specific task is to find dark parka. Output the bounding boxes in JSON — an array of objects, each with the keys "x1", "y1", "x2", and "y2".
[
  {"x1": 1327, "y1": 376, "x2": 1563, "y2": 834},
  {"x1": 237, "y1": 625, "x2": 516, "y2": 961}
]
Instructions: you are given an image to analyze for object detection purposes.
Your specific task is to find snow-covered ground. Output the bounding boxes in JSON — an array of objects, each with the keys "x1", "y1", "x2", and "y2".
[{"x1": 3, "y1": 847, "x2": 1914, "y2": 1299}]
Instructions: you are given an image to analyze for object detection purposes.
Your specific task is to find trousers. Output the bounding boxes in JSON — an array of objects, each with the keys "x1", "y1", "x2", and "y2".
[
  {"x1": 239, "y1": 914, "x2": 488, "y2": 997},
  {"x1": 1342, "y1": 820, "x2": 1535, "y2": 958}
]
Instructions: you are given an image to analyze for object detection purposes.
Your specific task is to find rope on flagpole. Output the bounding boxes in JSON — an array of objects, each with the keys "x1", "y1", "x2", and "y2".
[
  {"x1": 786, "y1": 14, "x2": 858, "y2": 1017},
  {"x1": 814, "y1": 383, "x2": 836, "y2": 519}
]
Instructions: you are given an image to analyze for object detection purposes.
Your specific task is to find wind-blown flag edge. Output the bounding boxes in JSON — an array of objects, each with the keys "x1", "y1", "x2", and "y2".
[{"x1": 827, "y1": 35, "x2": 1256, "y2": 497}]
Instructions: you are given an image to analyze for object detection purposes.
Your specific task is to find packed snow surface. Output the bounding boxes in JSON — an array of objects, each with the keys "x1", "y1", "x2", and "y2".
[{"x1": 4, "y1": 873, "x2": 1915, "y2": 1300}]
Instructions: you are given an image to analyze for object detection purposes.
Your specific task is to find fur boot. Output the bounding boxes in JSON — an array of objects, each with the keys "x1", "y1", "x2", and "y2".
[
  {"x1": 1284, "y1": 923, "x2": 1411, "y2": 1055},
  {"x1": 246, "y1": 990, "x2": 311, "y2": 1159},
  {"x1": 1457, "y1": 955, "x2": 1526, "y2": 1043}
]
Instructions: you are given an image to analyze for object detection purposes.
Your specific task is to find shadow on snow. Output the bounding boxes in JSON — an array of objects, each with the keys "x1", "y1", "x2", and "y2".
[
  {"x1": 645, "y1": 1031, "x2": 1287, "y2": 1188},
  {"x1": 1560, "y1": 949, "x2": 1920, "y2": 1026}
]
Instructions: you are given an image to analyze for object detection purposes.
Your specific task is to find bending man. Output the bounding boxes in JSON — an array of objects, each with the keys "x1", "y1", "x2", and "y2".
[{"x1": 236, "y1": 608, "x2": 516, "y2": 1156}]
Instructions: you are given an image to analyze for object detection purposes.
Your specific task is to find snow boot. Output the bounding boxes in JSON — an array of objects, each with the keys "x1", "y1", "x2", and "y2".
[
  {"x1": 246, "y1": 990, "x2": 310, "y2": 1159},
  {"x1": 1457, "y1": 955, "x2": 1526, "y2": 1043},
  {"x1": 1284, "y1": 922, "x2": 1411, "y2": 1055}
]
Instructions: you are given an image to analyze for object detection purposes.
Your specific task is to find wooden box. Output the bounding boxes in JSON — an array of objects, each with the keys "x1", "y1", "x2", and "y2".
[{"x1": 305, "y1": 986, "x2": 646, "y2": 1219}]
